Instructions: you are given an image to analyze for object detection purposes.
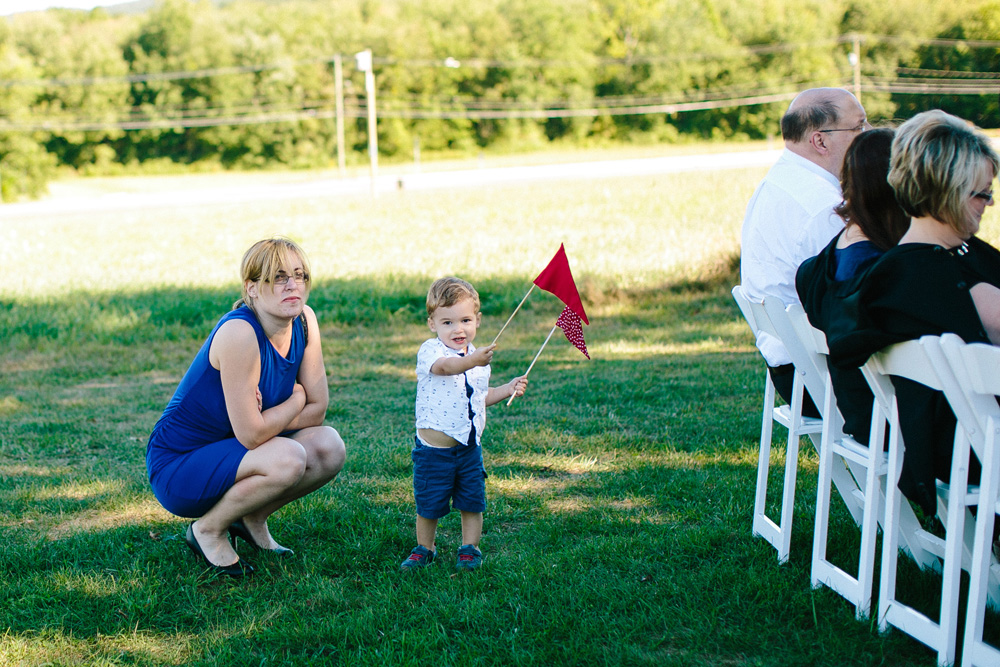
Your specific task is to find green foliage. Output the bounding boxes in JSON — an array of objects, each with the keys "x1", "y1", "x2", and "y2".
[
  {"x1": 0, "y1": 133, "x2": 56, "y2": 200},
  {"x1": 1, "y1": 0, "x2": 999, "y2": 198},
  {"x1": 894, "y1": 0, "x2": 1000, "y2": 126}
]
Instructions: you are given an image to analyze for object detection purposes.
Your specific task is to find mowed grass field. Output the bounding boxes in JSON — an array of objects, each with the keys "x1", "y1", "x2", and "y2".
[{"x1": 2, "y1": 155, "x2": 1000, "y2": 666}]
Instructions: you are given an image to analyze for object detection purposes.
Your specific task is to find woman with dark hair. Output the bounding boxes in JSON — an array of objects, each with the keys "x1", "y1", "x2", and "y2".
[
  {"x1": 823, "y1": 111, "x2": 999, "y2": 514},
  {"x1": 796, "y1": 127, "x2": 909, "y2": 445}
]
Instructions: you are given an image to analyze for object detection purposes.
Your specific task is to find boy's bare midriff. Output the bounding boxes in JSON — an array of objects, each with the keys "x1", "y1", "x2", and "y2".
[{"x1": 418, "y1": 428, "x2": 463, "y2": 448}]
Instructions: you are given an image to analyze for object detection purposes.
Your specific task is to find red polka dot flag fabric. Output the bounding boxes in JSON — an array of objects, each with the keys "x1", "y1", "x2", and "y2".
[{"x1": 556, "y1": 306, "x2": 590, "y2": 359}]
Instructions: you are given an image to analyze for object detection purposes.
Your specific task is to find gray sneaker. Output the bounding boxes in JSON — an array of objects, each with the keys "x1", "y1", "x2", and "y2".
[
  {"x1": 455, "y1": 544, "x2": 482, "y2": 570},
  {"x1": 400, "y1": 545, "x2": 436, "y2": 570}
]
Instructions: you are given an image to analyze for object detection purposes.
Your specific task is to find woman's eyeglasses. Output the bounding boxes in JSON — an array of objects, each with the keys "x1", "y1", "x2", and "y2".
[
  {"x1": 971, "y1": 190, "x2": 994, "y2": 204},
  {"x1": 269, "y1": 271, "x2": 309, "y2": 285}
]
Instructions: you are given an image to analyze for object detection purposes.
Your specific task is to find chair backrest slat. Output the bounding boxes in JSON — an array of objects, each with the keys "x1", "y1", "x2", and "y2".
[
  {"x1": 939, "y1": 333, "x2": 1000, "y2": 457},
  {"x1": 763, "y1": 296, "x2": 828, "y2": 407},
  {"x1": 870, "y1": 338, "x2": 944, "y2": 392},
  {"x1": 731, "y1": 285, "x2": 759, "y2": 335},
  {"x1": 786, "y1": 303, "x2": 830, "y2": 356}
]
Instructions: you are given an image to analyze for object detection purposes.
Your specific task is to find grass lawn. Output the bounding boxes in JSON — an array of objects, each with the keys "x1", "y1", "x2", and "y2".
[{"x1": 2, "y1": 155, "x2": 1000, "y2": 666}]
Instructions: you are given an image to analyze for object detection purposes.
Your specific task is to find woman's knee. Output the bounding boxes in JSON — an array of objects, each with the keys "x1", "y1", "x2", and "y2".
[
  {"x1": 265, "y1": 438, "x2": 309, "y2": 485},
  {"x1": 313, "y1": 426, "x2": 347, "y2": 475}
]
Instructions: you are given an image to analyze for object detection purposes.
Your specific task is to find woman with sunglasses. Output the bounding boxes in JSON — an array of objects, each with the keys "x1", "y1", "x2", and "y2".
[{"x1": 830, "y1": 110, "x2": 999, "y2": 515}]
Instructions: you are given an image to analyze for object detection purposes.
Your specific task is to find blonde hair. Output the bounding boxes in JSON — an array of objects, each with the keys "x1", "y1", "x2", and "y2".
[
  {"x1": 234, "y1": 237, "x2": 311, "y2": 310},
  {"x1": 889, "y1": 110, "x2": 999, "y2": 234},
  {"x1": 426, "y1": 276, "x2": 480, "y2": 318}
]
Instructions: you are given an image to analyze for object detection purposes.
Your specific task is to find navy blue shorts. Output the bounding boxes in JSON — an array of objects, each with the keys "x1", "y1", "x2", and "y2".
[{"x1": 411, "y1": 436, "x2": 486, "y2": 519}]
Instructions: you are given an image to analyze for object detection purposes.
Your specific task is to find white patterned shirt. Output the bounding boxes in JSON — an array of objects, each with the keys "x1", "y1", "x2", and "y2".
[{"x1": 415, "y1": 338, "x2": 491, "y2": 447}]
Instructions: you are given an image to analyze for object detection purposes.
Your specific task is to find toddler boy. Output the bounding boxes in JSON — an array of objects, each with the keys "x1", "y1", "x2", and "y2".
[{"x1": 401, "y1": 277, "x2": 527, "y2": 571}]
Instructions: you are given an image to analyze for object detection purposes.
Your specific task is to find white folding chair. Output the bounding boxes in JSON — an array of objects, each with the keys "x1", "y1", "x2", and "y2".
[
  {"x1": 732, "y1": 286, "x2": 823, "y2": 562},
  {"x1": 732, "y1": 286, "x2": 853, "y2": 563},
  {"x1": 867, "y1": 337, "x2": 979, "y2": 666},
  {"x1": 794, "y1": 307, "x2": 885, "y2": 620},
  {"x1": 773, "y1": 302, "x2": 867, "y2": 531},
  {"x1": 810, "y1": 363, "x2": 884, "y2": 619},
  {"x1": 784, "y1": 305, "x2": 934, "y2": 619},
  {"x1": 936, "y1": 334, "x2": 1000, "y2": 667}
]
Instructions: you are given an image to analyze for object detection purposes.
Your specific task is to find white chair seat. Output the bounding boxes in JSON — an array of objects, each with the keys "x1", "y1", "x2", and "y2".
[{"x1": 774, "y1": 407, "x2": 823, "y2": 432}]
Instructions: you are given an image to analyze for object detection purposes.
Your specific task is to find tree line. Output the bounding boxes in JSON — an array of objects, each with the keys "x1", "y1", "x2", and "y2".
[{"x1": 1, "y1": 0, "x2": 998, "y2": 200}]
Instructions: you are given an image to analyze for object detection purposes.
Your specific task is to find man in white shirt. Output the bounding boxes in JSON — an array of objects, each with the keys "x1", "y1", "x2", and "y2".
[{"x1": 741, "y1": 87, "x2": 870, "y2": 408}]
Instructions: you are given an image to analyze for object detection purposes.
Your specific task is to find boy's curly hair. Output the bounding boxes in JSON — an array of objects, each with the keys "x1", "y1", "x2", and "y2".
[{"x1": 426, "y1": 277, "x2": 480, "y2": 318}]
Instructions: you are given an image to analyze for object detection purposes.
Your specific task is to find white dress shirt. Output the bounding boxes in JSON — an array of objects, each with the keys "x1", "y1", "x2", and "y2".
[{"x1": 740, "y1": 148, "x2": 844, "y2": 366}]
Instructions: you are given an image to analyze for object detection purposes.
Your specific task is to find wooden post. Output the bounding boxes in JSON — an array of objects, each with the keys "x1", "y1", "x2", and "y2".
[
  {"x1": 355, "y1": 49, "x2": 378, "y2": 198},
  {"x1": 850, "y1": 34, "x2": 862, "y2": 103},
  {"x1": 333, "y1": 54, "x2": 346, "y2": 178}
]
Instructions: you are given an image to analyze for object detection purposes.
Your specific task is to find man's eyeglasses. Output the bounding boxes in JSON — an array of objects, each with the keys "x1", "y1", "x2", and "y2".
[
  {"x1": 269, "y1": 271, "x2": 309, "y2": 286},
  {"x1": 972, "y1": 190, "x2": 995, "y2": 204},
  {"x1": 818, "y1": 123, "x2": 867, "y2": 134}
]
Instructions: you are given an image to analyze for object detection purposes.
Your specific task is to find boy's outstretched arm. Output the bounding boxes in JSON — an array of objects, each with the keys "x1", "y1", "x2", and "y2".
[
  {"x1": 431, "y1": 343, "x2": 496, "y2": 376},
  {"x1": 486, "y1": 375, "x2": 528, "y2": 407}
]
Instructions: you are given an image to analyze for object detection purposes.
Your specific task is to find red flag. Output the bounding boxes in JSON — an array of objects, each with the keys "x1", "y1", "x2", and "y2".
[
  {"x1": 533, "y1": 244, "x2": 589, "y2": 325},
  {"x1": 556, "y1": 306, "x2": 590, "y2": 359}
]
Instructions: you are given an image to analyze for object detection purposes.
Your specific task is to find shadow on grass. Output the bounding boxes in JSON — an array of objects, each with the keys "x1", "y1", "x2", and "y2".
[{"x1": 0, "y1": 254, "x2": 743, "y2": 348}]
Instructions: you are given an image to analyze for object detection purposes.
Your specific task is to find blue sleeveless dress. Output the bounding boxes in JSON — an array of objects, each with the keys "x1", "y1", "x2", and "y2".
[{"x1": 146, "y1": 306, "x2": 305, "y2": 518}]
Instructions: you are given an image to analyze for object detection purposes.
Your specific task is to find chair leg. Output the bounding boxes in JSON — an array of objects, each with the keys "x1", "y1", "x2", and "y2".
[
  {"x1": 881, "y1": 416, "x2": 971, "y2": 665},
  {"x1": 776, "y1": 371, "x2": 807, "y2": 564},
  {"x1": 753, "y1": 372, "x2": 777, "y2": 541},
  {"x1": 962, "y1": 419, "x2": 1000, "y2": 667},
  {"x1": 811, "y1": 423, "x2": 834, "y2": 589},
  {"x1": 878, "y1": 398, "x2": 905, "y2": 634},
  {"x1": 937, "y1": 433, "x2": 970, "y2": 666},
  {"x1": 811, "y1": 380, "x2": 880, "y2": 619},
  {"x1": 854, "y1": 440, "x2": 882, "y2": 619},
  {"x1": 777, "y1": 424, "x2": 800, "y2": 563}
]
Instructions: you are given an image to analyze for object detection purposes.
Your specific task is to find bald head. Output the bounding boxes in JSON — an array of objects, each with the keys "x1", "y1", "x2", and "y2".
[
  {"x1": 781, "y1": 87, "x2": 868, "y2": 178},
  {"x1": 781, "y1": 88, "x2": 859, "y2": 142}
]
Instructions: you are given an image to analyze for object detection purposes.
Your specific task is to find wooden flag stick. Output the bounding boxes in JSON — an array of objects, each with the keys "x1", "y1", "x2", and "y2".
[
  {"x1": 507, "y1": 324, "x2": 558, "y2": 406},
  {"x1": 492, "y1": 284, "x2": 535, "y2": 346}
]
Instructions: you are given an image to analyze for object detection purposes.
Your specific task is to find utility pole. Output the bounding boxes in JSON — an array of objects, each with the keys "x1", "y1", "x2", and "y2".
[
  {"x1": 333, "y1": 53, "x2": 346, "y2": 178},
  {"x1": 355, "y1": 49, "x2": 378, "y2": 198},
  {"x1": 849, "y1": 34, "x2": 862, "y2": 103}
]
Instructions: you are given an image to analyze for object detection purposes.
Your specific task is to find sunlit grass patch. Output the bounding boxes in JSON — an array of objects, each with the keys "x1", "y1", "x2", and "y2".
[
  {"x1": 0, "y1": 395, "x2": 24, "y2": 417},
  {"x1": 44, "y1": 499, "x2": 172, "y2": 540},
  {"x1": 1, "y1": 169, "x2": 764, "y2": 299},
  {"x1": 27, "y1": 480, "x2": 122, "y2": 503},
  {"x1": 0, "y1": 629, "x2": 197, "y2": 666}
]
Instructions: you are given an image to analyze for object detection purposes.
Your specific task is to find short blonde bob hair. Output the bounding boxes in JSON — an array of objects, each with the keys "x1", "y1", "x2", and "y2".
[
  {"x1": 234, "y1": 237, "x2": 311, "y2": 310},
  {"x1": 888, "y1": 110, "x2": 999, "y2": 234},
  {"x1": 426, "y1": 276, "x2": 480, "y2": 318}
]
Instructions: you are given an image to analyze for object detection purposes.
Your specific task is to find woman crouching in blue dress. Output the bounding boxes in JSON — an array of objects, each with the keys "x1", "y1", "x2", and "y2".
[{"x1": 147, "y1": 237, "x2": 346, "y2": 577}]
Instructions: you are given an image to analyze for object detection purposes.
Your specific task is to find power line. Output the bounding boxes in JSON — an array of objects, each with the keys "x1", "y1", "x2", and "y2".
[
  {"x1": 0, "y1": 57, "x2": 337, "y2": 88},
  {"x1": 897, "y1": 67, "x2": 1000, "y2": 79},
  {"x1": 1, "y1": 33, "x2": 998, "y2": 90},
  {"x1": 0, "y1": 88, "x2": 828, "y2": 132},
  {"x1": 0, "y1": 33, "x2": 997, "y2": 134},
  {"x1": 864, "y1": 34, "x2": 1000, "y2": 49},
  {"x1": 0, "y1": 108, "x2": 340, "y2": 132},
  {"x1": 866, "y1": 79, "x2": 1000, "y2": 95}
]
